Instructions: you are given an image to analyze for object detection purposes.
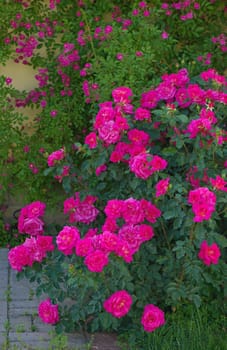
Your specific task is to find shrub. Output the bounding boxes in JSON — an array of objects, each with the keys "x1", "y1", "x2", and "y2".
[
  {"x1": 2, "y1": 0, "x2": 227, "y2": 340},
  {"x1": 9, "y1": 67, "x2": 227, "y2": 336}
]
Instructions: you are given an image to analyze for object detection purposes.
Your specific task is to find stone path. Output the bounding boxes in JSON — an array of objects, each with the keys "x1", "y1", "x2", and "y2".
[{"x1": 0, "y1": 249, "x2": 121, "y2": 350}]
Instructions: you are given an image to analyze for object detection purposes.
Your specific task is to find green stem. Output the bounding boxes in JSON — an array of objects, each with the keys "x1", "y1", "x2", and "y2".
[
  {"x1": 189, "y1": 222, "x2": 196, "y2": 241},
  {"x1": 81, "y1": 9, "x2": 97, "y2": 60},
  {"x1": 160, "y1": 219, "x2": 171, "y2": 250}
]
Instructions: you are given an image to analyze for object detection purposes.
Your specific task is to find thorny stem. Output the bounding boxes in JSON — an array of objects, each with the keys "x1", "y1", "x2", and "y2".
[
  {"x1": 189, "y1": 222, "x2": 196, "y2": 241},
  {"x1": 160, "y1": 219, "x2": 171, "y2": 250},
  {"x1": 81, "y1": 9, "x2": 97, "y2": 60}
]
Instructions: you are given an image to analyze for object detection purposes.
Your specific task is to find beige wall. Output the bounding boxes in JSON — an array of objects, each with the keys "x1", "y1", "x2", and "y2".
[{"x1": 0, "y1": 60, "x2": 40, "y2": 135}]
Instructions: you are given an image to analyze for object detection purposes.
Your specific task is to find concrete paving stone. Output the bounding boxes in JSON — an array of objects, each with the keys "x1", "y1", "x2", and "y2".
[
  {"x1": 0, "y1": 283, "x2": 9, "y2": 301},
  {"x1": 9, "y1": 332, "x2": 51, "y2": 349},
  {"x1": 0, "y1": 248, "x2": 9, "y2": 260},
  {"x1": 9, "y1": 314, "x2": 32, "y2": 332},
  {"x1": 9, "y1": 332, "x2": 87, "y2": 350},
  {"x1": 9, "y1": 300, "x2": 40, "y2": 311},
  {"x1": 67, "y1": 333, "x2": 88, "y2": 347},
  {"x1": 0, "y1": 301, "x2": 8, "y2": 332},
  {"x1": 10, "y1": 273, "x2": 38, "y2": 300},
  {"x1": 0, "y1": 332, "x2": 7, "y2": 348},
  {"x1": 32, "y1": 315, "x2": 53, "y2": 333}
]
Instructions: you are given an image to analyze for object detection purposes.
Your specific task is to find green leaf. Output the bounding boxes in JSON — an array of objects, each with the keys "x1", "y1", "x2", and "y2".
[{"x1": 212, "y1": 233, "x2": 227, "y2": 248}]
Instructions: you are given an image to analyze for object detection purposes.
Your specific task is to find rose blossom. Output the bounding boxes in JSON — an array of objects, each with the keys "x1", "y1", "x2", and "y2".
[
  {"x1": 141, "y1": 304, "x2": 165, "y2": 332},
  {"x1": 85, "y1": 132, "x2": 97, "y2": 149},
  {"x1": 84, "y1": 250, "x2": 109, "y2": 272},
  {"x1": 8, "y1": 245, "x2": 33, "y2": 271},
  {"x1": 75, "y1": 237, "x2": 94, "y2": 257},
  {"x1": 103, "y1": 290, "x2": 133, "y2": 318},
  {"x1": 21, "y1": 217, "x2": 44, "y2": 235},
  {"x1": 155, "y1": 178, "x2": 170, "y2": 197},
  {"x1": 129, "y1": 153, "x2": 153, "y2": 180},
  {"x1": 38, "y1": 299, "x2": 59, "y2": 324},
  {"x1": 198, "y1": 240, "x2": 221, "y2": 266},
  {"x1": 56, "y1": 226, "x2": 80, "y2": 255},
  {"x1": 47, "y1": 148, "x2": 65, "y2": 167}
]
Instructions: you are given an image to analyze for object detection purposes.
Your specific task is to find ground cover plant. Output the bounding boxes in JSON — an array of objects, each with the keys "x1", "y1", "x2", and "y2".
[{"x1": 1, "y1": 0, "x2": 226, "y2": 348}]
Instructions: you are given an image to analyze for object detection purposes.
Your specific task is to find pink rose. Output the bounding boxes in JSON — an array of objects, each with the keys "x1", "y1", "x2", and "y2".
[
  {"x1": 103, "y1": 290, "x2": 133, "y2": 318},
  {"x1": 75, "y1": 237, "x2": 94, "y2": 257},
  {"x1": 95, "y1": 164, "x2": 107, "y2": 176},
  {"x1": 134, "y1": 107, "x2": 151, "y2": 121},
  {"x1": 99, "y1": 231, "x2": 119, "y2": 253},
  {"x1": 73, "y1": 203, "x2": 99, "y2": 224},
  {"x1": 38, "y1": 299, "x2": 59, "y2": 324},
  {"x1": 85, "y1": 132, "x2": 97, "y2": 149},
  {"x1": 47, "y1": 148, "x2": 65, "y2": 167},
  {"x1": 122, "y1": 198, "x2": 145, "y2": 225},
  {"x1": 56, "y1": 226, "x2": 80, "y2": 255},
  {"x1": 98, "y1": 120, "x2": 121, "y2": 145},
  {"x1": 112, "y1": 86, "x2": 133, "y2": 104},
  {"x1": 129, "y1": 153, "x2": 153, "y2": 180},
  {"x1": 141, "y1": 304, "x2": 165, "y2": 332},
  {"x1": 155, "y1": 178, "x2": 170, "y2": 197},
  {"x1": 8, "y1": 245, "x2": 33, "y2": 271},
  {"x1": 118, "y1": 224, "x2": 141, "y2": 254},
  {"x1": 22, "y1": 217, "x2": 44, "y2": 235},
  {"x1": 198, "y1": 240, "x2": 221, "y2": 266},
  {"x1": 84, "y1": 250, "x2": 109, "y2": 272}
]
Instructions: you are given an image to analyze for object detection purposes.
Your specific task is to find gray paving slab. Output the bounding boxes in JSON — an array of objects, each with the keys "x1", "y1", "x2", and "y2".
[
  {"x1": 0, "y1": 248, "x2": 9, "y2": 266},
  {"x1": 10, "y1": 271, "x2": 38, "y2": 300},
  {"x1": 0, "y1": 271, "x2": 8, "y2": 300},
  {"x1": 0, "y1": 301, "x2": 7, "y2": 333},
  {"x1": 0, "y1": 332, "x2": 7, "y2": 348},
  {"x1": 9, "y1": 331, "x2": 87, "y2": 350}
]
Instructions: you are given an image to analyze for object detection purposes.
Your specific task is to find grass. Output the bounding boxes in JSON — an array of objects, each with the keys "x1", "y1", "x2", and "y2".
[{"x1": 119, "y1": 302, "x2": 227, "y2": 350}]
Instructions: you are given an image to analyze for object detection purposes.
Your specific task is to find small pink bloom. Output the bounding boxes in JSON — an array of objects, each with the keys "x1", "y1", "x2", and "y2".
[
  {"x1": 5, "y1": 77, "x2": 12, "y2": 85},
  {"x1": 84, "y1": 250, "x2": 109, "y2": 272},
  {"x1": 122, "y1": 198, "x2": 145, "y2": 225},
  {"x1": 103, "y1": 290, "x2": 133, "y2": 318},
  {"x1": 99, "y1": 231, "x2": 119, "y2": 253},
  {"x1": 95, "y1": 164, "x2": 107, "y2": 176},
  {"x1": 23, "y1": 145, "x2": 30, "y2": 153},
  {"x1": 134, "y1": 107, "x2": 151, "y2": 121},
  {"x1": 198, "y1": 240, "x2": 221, "y2": 266},
  {"x1": 141, "y1": 304, "x2": 165, "y2": 332},
  {"x1": 114, "y1": 239, "x2": 133, "y2": 263},
  {"x1": 112, "y1": 86, "x2": 133, "y2": 104},
  {"x1": 38, "y1": 299, "x2": 59, "y2": 324},
  {"x1": 56, "y1": 226, "x2": 80, "y2": 255},
  {"x1": 141, "y1": 199, "x2": 162, "y2": 223},
  {"x1": 69, "y1": 193, "x2": 99, "y2": 224},
  {"x1": 155, "y1": 178, "x2": 170, "y2": 197},
  {"x1": 85, "y1": 132, "x2": 97, "y2": 149},
  {"x1": 50, "y1": 110, "x2": 58, "y2": 117},
  {"x1": 210, "y1": 175, "x2": 227, "y2": 192},
  {"x1": 22, "y1": 217, "x2": 44, "y2": 236},
  {"x1": 161, "y1": 31, "x2": 169, "y2": 39},
  {"x1": 150, "y1": 155, "x2": 168, "y2": 172},
  {"x1": 129, "y1": 153, "x2": 153, "y2": 180},
  {"x1": 104, "y1": 199, "x2": 123, "y2": 219},
  {"x1": 188, "y1": 187, "x2": 216, "y2": 222},
  {"x1": 8, "y1": 245, "x2": 33, "y2": 271},
  {"x1": 47, "y1": 148, "x2": 65, "y2": 167},
  {"x1": 75, "y1": 237, "x2": 94, "y2": 257},
  {"x1": 98, "y1": 120, "x2": 121, "y2": 145}
]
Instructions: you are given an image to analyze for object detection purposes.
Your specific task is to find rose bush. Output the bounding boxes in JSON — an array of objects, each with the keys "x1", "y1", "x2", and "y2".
[
  {"x1": 9, "y1": 67, "x2": 227, "y2": 338},
  {"x1": 1, "y1": 0, "x2": 226, "y2": 344}
]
